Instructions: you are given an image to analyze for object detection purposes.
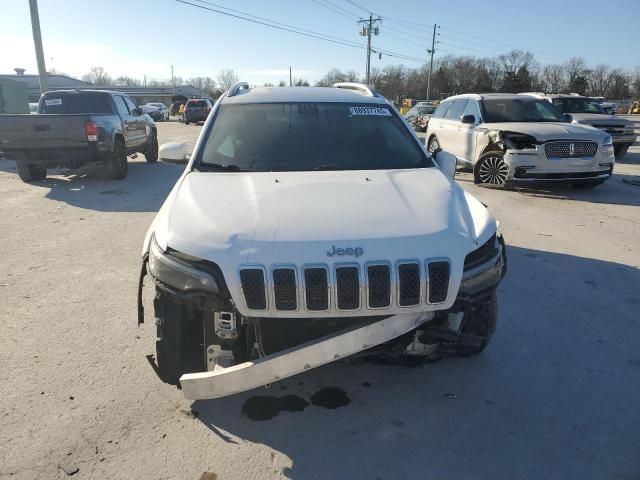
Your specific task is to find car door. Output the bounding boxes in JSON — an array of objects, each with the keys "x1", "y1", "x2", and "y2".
[
  {"x1": 113, "y1": 95, "x2": 135, "y2": 149},
  {"x1": 123, "y1": 96, "x2": 147, "y2": 148},
  {"x1": 427, "y1": 101, "x2": 450, "y2": 150},
  {"x1": 441, "y1": 99, "x2": 468, "y2": 157},
  {"x1": 458, "y1": 99, "x2": 482, "y2": 163}
]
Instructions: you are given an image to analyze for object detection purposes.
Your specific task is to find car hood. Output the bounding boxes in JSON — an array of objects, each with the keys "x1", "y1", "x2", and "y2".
[
  {"x1": 570, "y1": 113, "x2": 634, "y2": 125},
  {"x1": 484, "y1": 121, "x2": 608, "y2": 142},
  {"x1": 161, "y1": 168, "x2": 488, "y2": 269}
]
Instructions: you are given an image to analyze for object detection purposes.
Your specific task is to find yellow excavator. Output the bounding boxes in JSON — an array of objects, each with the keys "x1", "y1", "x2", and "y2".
[{"x1": 629, "y1": 101, "x2": 640, "y2": 114}]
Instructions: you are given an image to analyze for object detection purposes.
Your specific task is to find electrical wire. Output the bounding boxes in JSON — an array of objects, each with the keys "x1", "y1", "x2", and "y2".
[{"x1": 314, "y1": 0, "x2": 361, "y2": 20}]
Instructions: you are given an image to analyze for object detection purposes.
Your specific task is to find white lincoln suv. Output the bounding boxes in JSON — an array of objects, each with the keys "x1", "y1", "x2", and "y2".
[
  {"x1": 138, "y1": 83, "x2": 506, "y2": 400},
  {"x1": 426, "y1": 93, "x2": 615, "y2": 188}
]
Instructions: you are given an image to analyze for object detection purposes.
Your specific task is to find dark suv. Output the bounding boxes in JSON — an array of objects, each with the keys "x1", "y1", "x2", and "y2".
[{"x1": 183, "y1": 98, "x2": 213, "y2": 125}]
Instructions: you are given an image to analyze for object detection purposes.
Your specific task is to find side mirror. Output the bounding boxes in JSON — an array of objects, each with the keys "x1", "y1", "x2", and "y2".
[
  {"x1": 434, "y1": 150, "x2": 456, "y2": 179},
  {"x1": 461, "y1": 114, "x2": 475, "y2": 124},
  {"x1": 134, "y1": 107, "x2": 144, "y2": 116},
  {"x1": 159, "y1": 142, "x2": 188, "y2": 163},
  {"x1": 563, "y1": 113, "x2": 573, "y2": 122}
]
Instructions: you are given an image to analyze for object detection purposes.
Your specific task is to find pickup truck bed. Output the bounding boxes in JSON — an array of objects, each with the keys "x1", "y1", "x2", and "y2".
[{"x1": 0, "y1": 89, "x2": 158, "y2": 182}]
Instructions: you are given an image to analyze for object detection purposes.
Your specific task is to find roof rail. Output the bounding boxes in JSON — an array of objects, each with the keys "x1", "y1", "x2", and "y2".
[
  {"x1": 333, "y1": 82, "x2": 377, "y2": 97},
  {"x1": 227, "y1": 82, "x2": 250, "y2": 97}
]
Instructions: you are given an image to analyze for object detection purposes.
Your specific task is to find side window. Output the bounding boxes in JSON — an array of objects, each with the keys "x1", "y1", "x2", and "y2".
[
  {"x1": 114, "y1": 96, "x2": 130, "y2": 117},
  {"x1": 433, "y1": 102, "x2": 451, "y2": 119},
  {"x1": 445, "y1": 99, "x2": 469, "y2": 121},
  {"x1": 462, "y1": 100, "x2": 482, "y2": 123},
  {"x1": 123, "y1": 96, "x2": 137, "y2": 114}
]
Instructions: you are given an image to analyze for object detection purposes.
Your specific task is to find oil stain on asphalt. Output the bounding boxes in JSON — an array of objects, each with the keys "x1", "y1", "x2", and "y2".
[{"x1": 242, "y1": 387, "x2": 351, "y2": 421}]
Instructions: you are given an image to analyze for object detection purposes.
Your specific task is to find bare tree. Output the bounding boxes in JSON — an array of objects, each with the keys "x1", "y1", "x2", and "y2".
[
  {"x1": 587, "y1": 64, "x2": 615, "y2": 96},
  {"x1": 186, "y1": 76, "x2": 217, "y2": 97},
  {"x1": 344, "y1": 70, "x2": 360, "y2": 82},
  {"x1": 315, "y1": 68, "x2": 347, "y2": 87},
  {"x1": 541, "y1": 64, "x2": 565, "y2": 93},
  {"x1": 216, "y1": 69, "x2": 239, "y2": 91},
  {"x1": 82, "y1": 66, "x2": 113, "y2": 86},
  {"x1": 114, "y1": 75, "x2": 141, "y2": 87},
  {"x1": 498, "y1": 50, "x2": 534, "y2": 75},
  {"x1": 563, "y1": 57, "x2": 587, "y2": 91}
]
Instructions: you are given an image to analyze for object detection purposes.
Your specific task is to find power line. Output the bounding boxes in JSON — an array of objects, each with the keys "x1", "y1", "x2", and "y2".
[
  {"x1": 344, "y1": 0, "x2": 371, "y2": 14},
  {"x1": 176, "y1": 0, "x2": 425, "y2": 64},
  {"x1": 315, "y1": 0, "x2": 361, "y2": 20}
]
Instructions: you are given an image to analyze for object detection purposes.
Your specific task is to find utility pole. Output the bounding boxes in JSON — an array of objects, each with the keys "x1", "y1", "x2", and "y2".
[
  {"x1": 289, "y1": 66, "x2": 292, "y2": 86},
  {"x1": 426, "y1": 24, "x2": 439, "y2": 101},
  {"x1": 171, "y1": 65, "x2": 175, "y2": 93},
  {"x1": 359, "y1": 15, "x2": 381, "y2": 85},
  {"x1": 28, "y1": 0, "x2": 48, "y2": 94}
]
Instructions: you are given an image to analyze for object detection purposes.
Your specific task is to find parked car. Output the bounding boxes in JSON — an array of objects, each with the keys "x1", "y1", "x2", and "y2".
[
  {"x1": 138, "y1": 82, "x2": 507, "y2": 398},
  {"x1": 143, "y1": 103, "x2": 169, "y2": 122},
  {"x1": 532, "y1": 94, "x2": 636, "y2": 159},
  {"x1": 403, "y1": 103, "x2": 437, "y2": 132},
  {"x1": 183, "y1": 98, "x2": 213, "y2": 125},
  {"x1": 170, "y1": 100, "x2": 185, "y2": 116},
  {"x1": 0, "y1": 89, "x2": 158, "y2": 182},
  {"x1": 426, "y1": 93, "x2": 615, "y2": 188}
]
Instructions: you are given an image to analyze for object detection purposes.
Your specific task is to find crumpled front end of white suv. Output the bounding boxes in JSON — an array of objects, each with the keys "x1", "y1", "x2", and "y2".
[{"x1": 137, "y1": 168, "x2": 507, "y2": 400}]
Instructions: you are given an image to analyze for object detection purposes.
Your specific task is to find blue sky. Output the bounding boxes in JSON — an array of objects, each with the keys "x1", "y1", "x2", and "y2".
[{"x1": 2, "y1": 0, "x2": 638, "y2": 85}]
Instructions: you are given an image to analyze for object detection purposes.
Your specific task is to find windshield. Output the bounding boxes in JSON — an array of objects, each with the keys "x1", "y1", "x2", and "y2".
[
  {"x1": 39, "y1": 93, "x2": 113, "y2": 114},
  {"x1": 198, "y1": 102, "x2": 432, "y2": 172},
  {"x1": 552, "y1": 98, "x2": 604, "y2": 114},
  {"x1": 482, "y1": 98, "x2": 566, "y2": 123}
]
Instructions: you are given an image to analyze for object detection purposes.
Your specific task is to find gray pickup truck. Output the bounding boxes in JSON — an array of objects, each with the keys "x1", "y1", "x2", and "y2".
[
  {"x1": 538, "y1": 94, "x2": 636, "y2": 158},
  {"x1": 0, "y1": 89, "x2": 158, "y2": 182}
]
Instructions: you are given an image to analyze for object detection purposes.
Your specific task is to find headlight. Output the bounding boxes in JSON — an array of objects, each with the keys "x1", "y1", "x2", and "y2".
[
  {"x1": 501, "y1": 133, "x2": 538, "y2": 150},
  {"x1": 148, "y1": 235, "x2": 219, "y2": 293},
  {"x1": 459, "y1": 233, "x2": 505, "y2": 295},
  {"x1": 603, "y1": 134, "x2": 613, "y2": 146}
]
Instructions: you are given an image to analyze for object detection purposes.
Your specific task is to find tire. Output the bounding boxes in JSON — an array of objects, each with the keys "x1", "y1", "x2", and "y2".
[
  {"x1": 185, "y1": 121, "x2": 190, "y2": 125},
  {"x1": 16, "y1": 159, "x2": 46, "y2": 183},
  {"x1": 145, "y1": 130, "x2": 158, "y2": 163},
  {"x1": 455, "y1": 293, "x2": 498, "y2": 356},
  {"x1": 106, "y1": 137, "x2": 128, "y2": 180},
  {"x1": 614, "y1": 145, "x2": 629, "y2": 159},
  {"x1": 428, "y1": 135, "x2": 440, "y2": 154},
  {"x1": 475, "y1": 151, "x2": 509, "y2": 186}
]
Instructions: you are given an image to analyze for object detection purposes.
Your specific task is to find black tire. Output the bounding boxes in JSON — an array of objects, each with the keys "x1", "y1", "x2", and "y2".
[
  {"x1": 107, "y1": 137, "x2": 128, "y2": 180},
  {"x1": 428, "y1": 135, "x2": 440, "y2": 153},
  {"x1": 475, "y1": 151, "x2": 509, "y2": 186},
  {"x1": 185, "y1": 120, "x2": 190, "y2": 125},
  {"x1": 614, "y1": 145, "x2": 629, "y2": 159},
  {"x1": 16, "y1": 159, "x2": 46, "y2": 183},
  {"x1": 455, "y1": 293, "x2": 498, "y2": 356},
  {"x1": 145, "y1": 130, "x2": 158, "y2": 163}
]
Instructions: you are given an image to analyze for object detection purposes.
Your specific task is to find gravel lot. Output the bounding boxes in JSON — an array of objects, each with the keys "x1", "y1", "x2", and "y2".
[{"x1": 1, "y1": 120, "x2": 639, "y2": 480}]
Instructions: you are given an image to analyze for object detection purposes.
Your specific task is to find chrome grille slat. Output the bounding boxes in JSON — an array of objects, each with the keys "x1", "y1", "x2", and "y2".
[{"x1": 544, "y1": 141, "x2": 598, "y2": 159}]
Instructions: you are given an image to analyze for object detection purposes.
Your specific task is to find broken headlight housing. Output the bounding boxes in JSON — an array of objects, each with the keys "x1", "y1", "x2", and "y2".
[
  {"x1": 148, "y1": 234, "x2": 219, "y2": 293},
  {"x1": 459, "y1": 233, "x2": 505, "y2": 296},
  {"x1": 501, "y1": 133, "x2": 538, "y2": 150}
]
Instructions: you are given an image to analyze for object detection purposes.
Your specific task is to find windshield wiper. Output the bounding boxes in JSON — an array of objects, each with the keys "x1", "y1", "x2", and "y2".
[{"x1": 198, "y1": 163, "x2": 249, "y2": 172}]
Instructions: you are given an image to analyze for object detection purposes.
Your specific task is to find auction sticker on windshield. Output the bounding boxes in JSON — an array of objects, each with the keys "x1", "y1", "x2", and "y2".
[
  {"x1": 44, "y1": 98, "x2": 62, "y2": 106},
  {"x1": 349, "y1": 106, "x2": 391, "y2": 116}
]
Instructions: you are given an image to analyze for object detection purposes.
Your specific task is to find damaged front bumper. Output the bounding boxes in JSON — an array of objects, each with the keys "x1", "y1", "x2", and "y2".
[{"x1": 138, "y1": 237, "x2": 507, "y2": 400}]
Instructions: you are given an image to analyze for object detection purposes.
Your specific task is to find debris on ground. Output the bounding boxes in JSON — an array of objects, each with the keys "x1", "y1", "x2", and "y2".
[
  {"x1": 443, "y1": 393, "x2": 457, "y2": 399},
  {"x1": 58, "y1": 462, "x2": 79, "y2": 476}
]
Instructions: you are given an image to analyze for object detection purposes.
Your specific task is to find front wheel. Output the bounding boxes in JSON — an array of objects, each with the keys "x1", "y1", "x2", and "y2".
[
  {"x1": 106, "y1": 137, "x2": 128, "y2": 180},
  {"x1": 16, "y1": 159, "x2": 46, "y2": 183},
  {"x1": 476, "y1": 152, "x2": 509, "y2": 187},
  {"x1": 428, "y1": 135, "x2": 440, "y2": 153},
  {"x1": 145, "y1": 131, "x2": 158, "y2": 163}
]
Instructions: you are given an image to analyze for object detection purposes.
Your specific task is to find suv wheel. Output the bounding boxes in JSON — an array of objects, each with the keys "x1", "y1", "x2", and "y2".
[
  {"x1": 476, "y1": 152, "x2": 509, "y2": 186},
  {"x1": 16, "y1": 159, "x2": 46, "y2": 183},
  {"x1": 145, "y1": 130, "x2": 158, "y2": 163},
  {"x1": 428, "y1": 136, "x2": 440, "y2": 153},
  {"x1": 107, "y1": 137, "x2": 128, "y2": 180}
]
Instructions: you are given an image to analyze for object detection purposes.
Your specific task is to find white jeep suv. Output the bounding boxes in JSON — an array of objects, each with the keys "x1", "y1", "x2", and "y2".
[
  {"x1": 426, "y1": 93, "x2": 615, "y2": 188},
  {"x1": 138, "y1": 83, "x2": 506, "y2": 400}
]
